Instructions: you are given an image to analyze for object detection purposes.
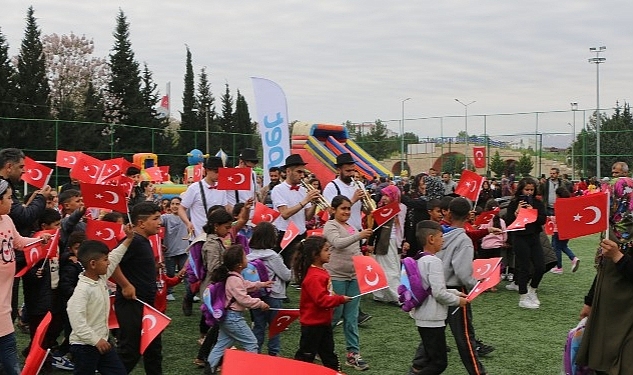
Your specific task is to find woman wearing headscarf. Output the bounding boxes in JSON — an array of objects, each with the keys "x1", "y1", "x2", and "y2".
[
  {"x1": 402, "y1": 173, "x2": 443, "y2": 257},
  {"x1": 367, "y1": 185, "x2": 408, "y2": 305}
]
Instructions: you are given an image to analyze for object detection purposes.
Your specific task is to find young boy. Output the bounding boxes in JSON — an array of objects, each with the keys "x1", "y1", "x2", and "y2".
[
  {"x1": 67, "y1": 225, "x2": 134, "y2": 375},
  {"x1": 435, "y1": 198, "x2": 490, "y2": 375},
  {"x1": 59, "y1": 189, "x2": 85, "y2": 253},
  {"x1": 409, "y1": 220, "x2": 468, "y2": 375},
  {"x1": 426, "y1": 199, "x2": 443, "y2": 223}
]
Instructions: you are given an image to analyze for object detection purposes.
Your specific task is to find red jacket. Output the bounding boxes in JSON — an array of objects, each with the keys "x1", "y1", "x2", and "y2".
[
  {"x1": 299, "y1": 266, "x2": 346, "y2": 326},
  {"x1": 154, "y1": 273, "x2": 182, "y2": 313}
]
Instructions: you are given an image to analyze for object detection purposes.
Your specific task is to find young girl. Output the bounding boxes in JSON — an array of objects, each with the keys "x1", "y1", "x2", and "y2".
[
  {"x1": 479, "y1": 199, "x2": 508, "y2": 292},
  {"x1": 550, "y1": 187, "x2": 580, "y2": 274},
  {"x1": 247, "y1": 222, "x2": 291, "y2": 356},
  {"x1": 206, "y1": 245, "x2": 272, "y2": 373},
  {"x1": 293, "y1": 236, "x2": 351, "y2": 371},
  {"x1": 505, "y1": 178, "x2": 547, "y2": 309}
]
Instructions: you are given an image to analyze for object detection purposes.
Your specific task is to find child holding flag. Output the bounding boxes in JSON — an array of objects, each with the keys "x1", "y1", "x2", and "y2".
[
  {"x1": 408, "y1": 220, "x2": 468, "y2": 375},
  {"x1": 293, "y1": 236, "x2": 351, "y2": 371},
  {"x1": 67, "y1": 225, "x2": 134, "y2": 375}
]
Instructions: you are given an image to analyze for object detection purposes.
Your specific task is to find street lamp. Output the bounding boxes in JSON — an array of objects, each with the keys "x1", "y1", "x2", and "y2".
[
  {"x1": 570, "y1": 102, "x2": 578, "y2": 180},
  {"x1": 455, "y1": 99, "x2": 476, "y2": 170},
  {"x1": 588, "y1": 46, "x2": 606, "y2": 178},
  {"x1": 400, "y1": 97, "x2": 411, "y2": 175}
]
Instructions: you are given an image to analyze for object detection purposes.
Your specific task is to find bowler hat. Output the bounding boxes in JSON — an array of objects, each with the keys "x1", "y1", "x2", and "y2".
[
  {"x1": 203, "y1": 157, "x2": 223, "y2": 170},
  {"x1": 239, "y1": 148, "x2": 259, "y2": 163},
  {"x1": 283, "y1": 154, "x2": 307, "y2": 168},
  {"x1": 335, "y1": 153, "x2": 356, "y2": 166}
]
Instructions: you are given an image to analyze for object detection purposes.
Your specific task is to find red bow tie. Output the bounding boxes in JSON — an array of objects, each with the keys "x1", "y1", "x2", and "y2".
[
  {"x1": 208, "y1": 185, "x2": 217, "y2": 190},
  {"x1": 289, "y1": 185, "x2": 300, "y2": 191}
]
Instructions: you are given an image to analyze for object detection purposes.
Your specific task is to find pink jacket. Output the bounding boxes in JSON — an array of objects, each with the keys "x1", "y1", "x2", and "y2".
[
  {"x1": 480, "y1": 219, "x2": 507, "y2": 250},
  {"x1": 225, "y1": 271, "x2": 267, "y2": 311}
]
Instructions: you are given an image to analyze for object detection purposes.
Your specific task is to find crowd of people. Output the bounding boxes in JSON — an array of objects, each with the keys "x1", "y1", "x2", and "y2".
[{"x1": 0, "y1": 145, "x2": 630, "y2": 374}]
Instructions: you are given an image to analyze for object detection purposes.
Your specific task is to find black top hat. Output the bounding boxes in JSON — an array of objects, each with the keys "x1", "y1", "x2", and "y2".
[
  {"x1": 203, "y1": 157, "x2": 224, "y2": 170},
  {"x1": 335, "y1": 153, "x2": 356, "y2": 166},
  {"x1": 283, "y1": 154, "x2": 307, "y2": 168},
  {"x1": 239, "y1": 148, "x2": 259, "y2": 163}
]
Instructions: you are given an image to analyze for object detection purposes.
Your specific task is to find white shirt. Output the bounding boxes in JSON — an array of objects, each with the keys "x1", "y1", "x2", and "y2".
[
  {"x1": 323, "y1": 178, "x2": 363, "y2": 231},
  {"x1": 181, "y1": 180, "x2": 228, "y2": 236},
  {"x1": 271, "y1": 181, "x2": 311, "y2": 233}
]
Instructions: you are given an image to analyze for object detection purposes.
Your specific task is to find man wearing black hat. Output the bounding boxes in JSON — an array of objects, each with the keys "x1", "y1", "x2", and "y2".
[
  {"x1": 271, "y1": 154, "x2": 321, "y2": 267},
  {"x1": 227, "y1": 148, "x2": 259, "y2": 223},
  {"x1": 177, "y1": 157, "x2": 227, "y2": 238}
]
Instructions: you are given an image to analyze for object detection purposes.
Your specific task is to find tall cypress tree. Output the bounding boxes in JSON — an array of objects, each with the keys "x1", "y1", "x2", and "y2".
[
  {"x1": 194, "y1": 67, "x2": 219, "y2": 154},
  {"x1": 179, "y1": 46, "x2": 198, "y2": 153},
  {"x1": 233, "y1": 90, "x2": 255, "y2": 153},
  {"x1": 219, "y1": 83, "x2": 235, "y2": 158},
  {"x1": 0, "y1": 27, "x2": 16, "y2": 118}
]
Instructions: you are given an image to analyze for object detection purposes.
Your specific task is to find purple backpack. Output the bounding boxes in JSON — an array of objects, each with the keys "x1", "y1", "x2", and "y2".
[
  {"x1": 200, "y1": 274, "x2": 237, "y2": 326},
  {"x1": 562, "y1": 317, "x2": 594, "y2": 375},
  {"x1": 185, "y1": 239, "x2": 207, "y2": 285},
  {"x1": 397, "y1": 253, "x2": 432, "y2": 312},
  {"x1": 241, "y1": 258, "x2": 270, "y2": 298}
]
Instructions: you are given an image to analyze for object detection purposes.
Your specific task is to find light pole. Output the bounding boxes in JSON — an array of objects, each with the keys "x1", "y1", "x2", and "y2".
[
  {"x1": 400, "y1": 97, "x2": 411, "y2": 175},
  {"x1": 455, "y1": 99, "x2": 476, "y2": 170},
  {"x1": 204, "y1": 103, "x2": 210, "y2": 155},
  {"x1": 570, "y1": 102, "x2": 578, "y2": 180},
  {"x1": 589, "y1": 46, "x2": 606, "y2": 178}
]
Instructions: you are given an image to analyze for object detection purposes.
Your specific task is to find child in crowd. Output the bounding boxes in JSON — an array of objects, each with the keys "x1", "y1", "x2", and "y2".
[
  {"x1": 293, "y1": 236, "x2": 351, "y2": 371},
  {"x1": 479, "y1": 199, "x2": 508, "y2": 292},
  {"x1": 427, "y1": 199, "x2": 443, "y2": 223},
  {"x1": 206, "y1": 245, "x2": 272, "y2": 374},
  {"x1": 408, "y1": 220, "x2": 468, "y2": 375},
  {"x1": 247, "y1": 222, "x2": 292, "y2": 356},
  {"x1": 59, "y1": 189, "x2": 85, "y2": 252},
  {"x1": 67, "y1": 224, "x2": 134, "y2": 375},
  {"x1": 438, "y1": 196, "x2": 453, "y2": 226},
  {"x1": 550, "y1": 187, "x2": 580, "y2": 274},
  {"x1": 161, "y1": 197, "x2": 189, "y2": 301}
]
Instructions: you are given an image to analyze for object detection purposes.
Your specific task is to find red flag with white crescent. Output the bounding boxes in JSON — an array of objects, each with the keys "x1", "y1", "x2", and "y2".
[
  {"x1": 473, "y1": 146, "x2": 486, "y2": 169},
  {"x1": 467, "y1": 263, "x2": 501, "y2": 301},
  {"x1": 352, "y1": 255, "x2": 388, "y2": 295},
  {"x1": 23, "y1": 157, "x2": 53, "y2": 189},
  {"x1": 268, "y1": 309, "x2": 300, "y2": 338},
  {"x1": 472, "y1": 257, "x2": 502, "y2": 280},
  {"x1": 454, "y1": 170, "x2": 485, "y2": 202},
  {"x1": 85, "y1": 219, "x2": 124, "y2": 250},
  {"x1": 103, "y1": 175, "x2": 135, "y2": 198},
  {"x1": 138, "y1": 303, "x2": 171, "y2": 354},
  {"x1": 22, "y1": 312, "x2": 52, "y2": 375},
  {"x1": 554, "y1": 191, "x2": 608, "y2": 240},
  {"x1": 158, "y1": 166, "x2": 170, "y2": 182},
  {"x1": 222, "y1": 350, "x2": 344, "y2": 375},
  {"x1": 70, "y1": 154, "x2": 103, "y2": 184},
  {"x1": 217, "y1": 167, "x2": 252, "y2": 190},
  {"x1": 506, "y1": 208, "x2": 538, "y2": 232},
  {"x1": 56, "y1": 150, "x2": 82, "y2": 169},
  {"x1": 307, "y1": 228, "x2": 324, "y2": 237},
  {"x1": 144, "y1": 167, "x2": 164, "y2": 182},
  {"x1": 544, "y1": 216, "x2": 556, "y2": 235},
  {"x1": 81, "y1": 183, "x2": 129, "y2": 213},
  {"x1": 280, "y1": 222, "x2": 299, "y2": 250},
  {"x1": 474, "y1": 207, "x2": 500, "y2": 226},
  {"x1": 371, "y1": 201, "x2": 400, "y2": 227},
  {"x1": 251, "y1": 202, "x2": 281, "y2": 225}
]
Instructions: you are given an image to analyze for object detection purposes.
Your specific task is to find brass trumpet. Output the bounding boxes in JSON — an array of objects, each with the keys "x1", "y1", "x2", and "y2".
[
  {"x1": 355, "y1": 180, "x2": 377, "y2": 212},
  {"x1": 300, "y1": 180, "x2": 331, "y2": 210}
]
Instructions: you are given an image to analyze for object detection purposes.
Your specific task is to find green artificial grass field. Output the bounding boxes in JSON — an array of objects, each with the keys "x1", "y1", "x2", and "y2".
[{"x1": 17, "y1": 234, "x2": 600, "y2": 374}]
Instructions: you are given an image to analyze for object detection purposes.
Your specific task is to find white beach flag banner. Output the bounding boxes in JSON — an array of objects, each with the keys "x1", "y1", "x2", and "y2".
[{"x1": 251, "y1": 77, "x2": 291, "y2": 186}]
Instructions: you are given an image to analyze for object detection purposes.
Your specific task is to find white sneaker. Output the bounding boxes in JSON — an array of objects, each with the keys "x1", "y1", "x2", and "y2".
[
  {"x1": 505, "y1": 281, "x2": 519, "y2": 291},
  {"x1": 527, "y1": 286, "x2": 540, "y2": 306},
  {"x1": 519, "y1": 294, "x2": 539, "y2": 309},
  {"x1": 571, "y1": 257, "x2": 580, "y2": 273},
  {"x1": 166, "y1": 294, "x2": 176, "y2": 301}
]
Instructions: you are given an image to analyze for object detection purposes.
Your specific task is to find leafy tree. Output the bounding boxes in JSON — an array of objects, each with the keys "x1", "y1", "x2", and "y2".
[
  {"x1": 356, "y1": 119, "x2": 398, "y2": 160},
  {"x1": 179, "y1": 46, "x2": 198, "y2": 152},
  {"x1": 233, "y1": 90, "x2": 255, "y2": 156},
  {"x1": 517, "y1": 152, "x2": 534, "y2": 177},
  {"x1": 489, "y1": 150, "x2": 505, "y2": 177},
  {"x1": 0, "y1": 27, "x2": 16, "y2": 117}
]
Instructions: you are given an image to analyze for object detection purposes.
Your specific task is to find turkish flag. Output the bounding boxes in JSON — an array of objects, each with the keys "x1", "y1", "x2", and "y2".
[
  {"x1": 149, "y1": 233, "x2": 163, "y2": 262},
  {"x1": 97, "y1": 157, "x2": 133, "y2": 183},
  {"x1": 268, "y1": 309, "x2": 300, "y2": 338},
  {"x1": 16, "y1": 229, "x2": 59, "y2": 277},
  {"x1": 554, "y1": 192, "x2": 608, "y2": 240},
  {"x1": 544, "y1": 216, "x2": 556, "y2": 236},
  {"x1": 472, "y1": 257, "x2": 503, "y2": 280},
  {"x1": 56, "y1": 150, "x2": 82, "y2": 169},
  {"x1": 217, "y1": 167, "x2": 252, "y2": 190},
  {"x1": 70, "y1": 154, "x2": 103, "y2": 184},
  {"x1": 103, "y1": 175, "x2": 135, "y2": 197},
  {"x1": 22, "y1": 312, "x2": 52, "y2": 375},
  {"x1": 139, "y1": 303, "x2": 171, "y2": 354},
  {"x1": 454, "y1": 170, "x2": 485, "y2": 202},
  {"x1": 158, "y1": 166, "x2": 170, "y2": 182},
  {"x1": 506, "y1": 208, "x2": 538, "y2": 231},
  {"x1": 280, "y1": 222, "x2": 299, "y2": 250},
  {"x1": 22, "y1": 157, "x2": 53, "y2": 189},
  {"x1": 353, "y1": 255, "x2": 388, "y2": 295},
  {"x1": 307, "y1": 228, "x2": 324, "y2": 237},
  {"x1": 371, "y1": 201, "x2": 401, "y2": 227},
  {"x1": 222, "y1": 350, "x2": 343, "y2": 375},
  {"x1": 474, "y1": 206, "x2": 500, "y2": 226},
  {"x1": 192, "y1": 164, "x2": 204, "y2": 182},
  {"x1": 144, "y1": 166, "x2": 164, "y2": 182},
  {"x1": 81, "y1": 183, "x2": 128, "y2": 213},
  {"x1": 251, "y1": 202, "x2": 280, "y2": 225},
  {"x1": 467, "y1": 263, "x2": 501, "y2": 301},
  {"x1": 85, "y1": 219, "x2": 124, "y2": 250},
  {"x1": 108, "y1": 295, "x2": 119, "y2": 329},
  {"x1": 473, "y1": 146, "x2": 486, "y2": 169}
]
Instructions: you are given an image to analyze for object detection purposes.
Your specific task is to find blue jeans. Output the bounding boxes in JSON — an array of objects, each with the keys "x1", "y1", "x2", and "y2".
[
  {"x1": 0, "y1": 332, "x2": 20, "y2": 375},
  {"x1": 70, "y1": 344, "x2": 127, "y2": 375},
  {"x1": 207, "y1": 310, "x2": 258, "y2": 368},
  {"x1": 164, "y1": 253, "x2": 189, "y2": 295},
  {"x1": 251, "y1": 296, "x2": 283, "y2": 355},
  {"x1": 331, "y1": 279, "x2": 360, "y2": 353},
  {"x1": 552, "y1": 233, "x2": 576, "y2": 268}
]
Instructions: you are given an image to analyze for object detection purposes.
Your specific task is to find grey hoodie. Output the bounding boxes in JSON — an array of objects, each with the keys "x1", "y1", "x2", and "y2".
[
  {"x1": 435, "y1": 227, "x2": 477, "y2": 290},
  {"x1": 247, "y1": 248, "x2": 291, "y2": 299}
]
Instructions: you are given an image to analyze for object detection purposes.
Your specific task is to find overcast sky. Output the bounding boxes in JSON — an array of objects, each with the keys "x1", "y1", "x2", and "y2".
[{"x1": 3, "y1": 1, "x2": 633, "y2": 147}]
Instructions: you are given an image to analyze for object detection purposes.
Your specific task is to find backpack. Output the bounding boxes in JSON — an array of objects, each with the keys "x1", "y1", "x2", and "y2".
[
  {"x1": 397, "y1": 252, "x2": 432, "y2": 312},
  {"x1": 185, "y1": 238, "x2": 207, "y2": 289},
  {"x1": 240, "y1": 258, "x2": 270, "y2": 298},
  {"x1": 562, "y1": 317, "x2": 594, "y2": 375},
  {"x1": 200, "y1": 274, "x2": 236, "y2": 327}
]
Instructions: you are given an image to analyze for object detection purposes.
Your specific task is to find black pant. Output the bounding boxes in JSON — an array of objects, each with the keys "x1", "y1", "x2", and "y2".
[
  {"x1": 294, "y1": 325, "x2": 339, "y2": 371},
  {"x1": 512, "y1": 234, "x2": 545, "y2": 294},
  {"x1": 276, "y1": 231, "x2": 306, "y2": 270},
  {"x1": 411, "y1": 326, "x2": 448, "y2": 375},
  {"x1": 70, "y1": 344, "x2": 127, "y2": 375},
  {"x1": 196, "y1": 324, "x2": 219, "y2": 361},
  {"x1": 446, "y1": 290, "x2": 487, "y2": 375},
  {"x1": 115, "y1": 299, "x2": 162, "y2": 374}
]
